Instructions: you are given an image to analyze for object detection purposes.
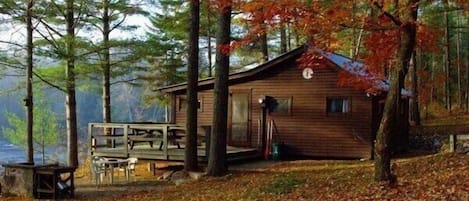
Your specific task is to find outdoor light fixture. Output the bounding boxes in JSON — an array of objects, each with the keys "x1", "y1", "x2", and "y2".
[
  {"x1": 259, "y1": 96, "x2": 278, "y2": 111},
  {"x1": 259, "y1": 97, "x2": 265, "y2": 104},
  {"x1": 259, "y1": 96, "x2": 267, "y2": 107}
]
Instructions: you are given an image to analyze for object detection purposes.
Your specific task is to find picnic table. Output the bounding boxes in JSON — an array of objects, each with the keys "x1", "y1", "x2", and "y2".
[{"x1": 128, "y1": 124, "x2": 185, "y2": 150}]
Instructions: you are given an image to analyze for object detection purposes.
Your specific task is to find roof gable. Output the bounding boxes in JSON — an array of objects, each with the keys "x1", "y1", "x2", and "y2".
[
  {"x1": 159, "y1": 46, "x2": 305, "y2": 93},
  {"x1": 159, "y1": 46, "x2": 408, "y2": 96}
]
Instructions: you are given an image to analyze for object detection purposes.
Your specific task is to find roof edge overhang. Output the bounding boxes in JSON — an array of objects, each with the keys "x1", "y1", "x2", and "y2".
[{"x1": 158, "y1": 45, "x2": 306, "y2": 93}]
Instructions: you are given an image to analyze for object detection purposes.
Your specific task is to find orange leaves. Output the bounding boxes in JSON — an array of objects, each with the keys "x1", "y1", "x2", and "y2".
[
  {"x1": 238, "y1": 0, "x2": 346, "y2": 41},
  {"x1": 338, "y1": 70, "x2": 376, "y2": 93},
  {"x1": 416, "y1": 24, "x2": 442, "y2": 53}
]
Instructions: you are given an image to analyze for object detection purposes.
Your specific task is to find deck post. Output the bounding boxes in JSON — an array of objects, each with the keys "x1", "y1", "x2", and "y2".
[
  {"x1": 88, "y1": 123, "x2": 93, "y2": 155},
  {"x1": 163, "y1": 125, "x2": 168, "y2": 159},
  {"x1": 124, "y1": 124, "x2": 129, "y2": 157},
  {"x1": 449, "y1": 134, "x2": 457, "y2": 153}
]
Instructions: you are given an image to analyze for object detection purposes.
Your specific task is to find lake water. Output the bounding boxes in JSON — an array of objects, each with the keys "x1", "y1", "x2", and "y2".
[{"x1": 0, "y1": 135, "x2": 29, "y2": 164}]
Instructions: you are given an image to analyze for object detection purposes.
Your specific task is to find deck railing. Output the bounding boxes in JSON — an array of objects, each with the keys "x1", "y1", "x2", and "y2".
[{"x1": 88, "y1": 123, "x2": 186, "y2": 159}]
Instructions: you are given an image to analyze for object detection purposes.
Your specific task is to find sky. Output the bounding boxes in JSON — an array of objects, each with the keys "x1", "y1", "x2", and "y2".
[{"x1": 0, "y1": 13, "x2": 151, "y2": 49}]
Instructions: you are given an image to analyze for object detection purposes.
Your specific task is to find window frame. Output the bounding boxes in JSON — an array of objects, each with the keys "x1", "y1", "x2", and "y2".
[
  {"x1": 270, "y1": 96, "x2": 293, "y2": 115},
  {"x1": 326, "y1": 96, "x2": 351, "y2": 115}
]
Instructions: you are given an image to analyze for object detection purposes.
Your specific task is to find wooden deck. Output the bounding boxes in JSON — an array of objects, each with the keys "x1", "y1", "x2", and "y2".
[{"x1": 88, "y1": 123, "x2": 261, "y2": 162}]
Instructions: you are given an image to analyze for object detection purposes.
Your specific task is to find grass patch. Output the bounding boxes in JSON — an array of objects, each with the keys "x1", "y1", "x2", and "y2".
[{"x1": 260, "y1": 173, "x2": 304, "y2": 195}]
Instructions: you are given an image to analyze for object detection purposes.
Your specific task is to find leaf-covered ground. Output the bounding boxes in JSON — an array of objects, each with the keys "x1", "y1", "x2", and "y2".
[{"x1": 1, "y1": 152, "x2": 467, "y2": 201}]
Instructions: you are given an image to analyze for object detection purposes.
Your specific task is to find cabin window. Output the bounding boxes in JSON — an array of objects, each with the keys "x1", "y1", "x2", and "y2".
[
  {"x1": 326, "y1": 97, "x2": 350, "y2": 114},
  {"x1": 271, "y1": 97, "x2": 292, "y2": 115},
  {"x1": 178, "y1": 96, "x2": 202, "y2": 112}
]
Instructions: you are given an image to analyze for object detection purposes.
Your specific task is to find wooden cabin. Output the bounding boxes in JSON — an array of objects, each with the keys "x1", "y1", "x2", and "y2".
[{"x1": 159, "y1": 46, "x2": 408, "y2": 159}]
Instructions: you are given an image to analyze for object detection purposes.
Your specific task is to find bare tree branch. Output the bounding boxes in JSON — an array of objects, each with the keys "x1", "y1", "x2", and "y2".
[
  {"x1": 110, "y1": 78, "x2": 139, "y2": 85},
  {"x1": 372, "y1": 1, "x2": 402, "y2": 26},
  {"x1": 0, "y1": 40, "x2": 25, "y2": 48}
]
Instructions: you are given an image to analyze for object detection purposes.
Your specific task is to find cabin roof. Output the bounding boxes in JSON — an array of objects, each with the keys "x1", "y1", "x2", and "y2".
[
  {"x1": 159, "y1": 46, "x2": 305, "y2": 93},
  {"x1": 159, "y1": 46, "x2": 406, "y2": 95}
]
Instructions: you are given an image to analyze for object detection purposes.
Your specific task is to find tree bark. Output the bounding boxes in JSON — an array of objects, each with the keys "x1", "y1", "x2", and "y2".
[
  {"x1": 102, "y1": 0, "x2": 111, "y2": 124},
  {"x1": 260, "y1": 24, "x2": 268, "y2": 62},
  {"x1": 185, "y1": 0, "x2": 199, "y2": 172},
  {"x1": 466, "y1": 35, "x2": 469, "y2": 112},
  {"x1": 26, "y1": 0, "x2": 34, "y2": 163},
  {"x1": 456, "y1": 10, "x2": 462, "y2": 109},
  {"x1": 374, "y1": 0, "x2": 418, "y2": 183},
  {"x1": 444, "y1": 0, "x2": 451, "y2": 112},
  {"x1": 66, "y1": 0, "x2": 78, "y2": 168},
  {"x1": 280, "y1": 24, "x2": 287, "y2": 53},
  {"x1": 207, "y1": 2, "x2": 231, "y2": 177},
  {"x1": 409, "y1": 51, "x2": 421, "y2": 125},
  {"x1": 206, "y1": 2, "x2": 212, "y2": 77}
]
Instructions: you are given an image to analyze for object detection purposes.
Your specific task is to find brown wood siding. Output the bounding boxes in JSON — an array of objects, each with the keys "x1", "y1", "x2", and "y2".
[{"x1": 172, "y1": 59, "x2": 373, "y2": 159}]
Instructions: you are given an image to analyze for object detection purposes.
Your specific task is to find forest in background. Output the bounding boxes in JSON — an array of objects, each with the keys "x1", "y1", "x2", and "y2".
[{"x1": 0, "y1": 0, "x2": 467, "y2": 176}]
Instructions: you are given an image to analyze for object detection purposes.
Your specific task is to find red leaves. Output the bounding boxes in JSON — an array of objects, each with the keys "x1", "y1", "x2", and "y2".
[
  {"x1": 218, "y1": 43, "x2": 232, "y2": 55},
  {"x1": 297, "y1": 52, "x2": 328, "y2": 70}
]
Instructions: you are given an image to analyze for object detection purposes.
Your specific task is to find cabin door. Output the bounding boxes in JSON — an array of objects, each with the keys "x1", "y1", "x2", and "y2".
[{"x1": 229, "y1": 91, "x2": 250, "y2": 147}]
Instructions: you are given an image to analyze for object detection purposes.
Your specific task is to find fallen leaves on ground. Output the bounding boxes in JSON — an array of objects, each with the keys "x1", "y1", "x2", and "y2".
[
  {"x1": 93, "y1": 153, "x2": 469, "y2": 201},
  {"x1": 1, "y1": 152, "x2": 467, "y2": 201}
]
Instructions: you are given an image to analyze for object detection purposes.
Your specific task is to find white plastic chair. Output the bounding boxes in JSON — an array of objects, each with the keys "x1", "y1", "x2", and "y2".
[
  {"x1": 91, "y1": 156, "x2": 108, "y2": 187},
  {"x1": 117, "y1": 157, "x2": 138, "y2": 182},
  {"x1": 125, "y1": 157, "x2": 138, "y2": 181}
]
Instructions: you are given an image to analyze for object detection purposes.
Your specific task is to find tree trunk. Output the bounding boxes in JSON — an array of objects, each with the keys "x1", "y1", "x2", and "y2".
[
  {"x1": 207, "y1": 2, "x2": 231, "y2": 177},
  {"x1": 280, "y1": 24, "x2": 287, "y2": 53},
  {"x1": 26, "y1": 0, "x2": 34, "y2": 163},
  {"x1": 409, "y1": 51, "x2": 421, "y2": 125},
  {"x1": 351, "y1": 0, "x2": 356, "y2": 58},
  {"x1": 260, "y1": 24, "x2": 268, "y2": 62},
  {"x1": 466, "y1": 36, "x2": 469, "y2": 112},
  {"x1": 206, "y1": 2, "x2": 212, "y2": 77},
  {"x1": 66, "y1": 0, "x2": 78, "y2": 168},
  {"x1": 185, "y1": 0, "x2": 199, "y2": 172},
  {"x1": 102, "y1": 0, "x2": 111, "y2": 124},
  {"x1": 444, "y1": 0, "x2": 451, "y2": 112},
  {"x1": 374, "y1": 0, "x2": 417, "y2": 183},
  {"x1": 456, "y1": 10, "x2": 462, "y2": 109}
]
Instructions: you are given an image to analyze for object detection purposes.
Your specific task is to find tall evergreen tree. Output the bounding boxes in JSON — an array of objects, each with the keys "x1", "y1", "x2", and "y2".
[
  {"x1": 185, "y1": 0, "x2": 199, "y2": 171},
  {"x1": 65, "y1": 0, "x2": 79, "y2": 168},
  {"x1": 0, "y1": 0, "x2": 36, "y2": 163},
  {"x1": 82, "y1": 0, "x2": 143, "y2": 124},
  {"x1": 25, "y1": 0, "x2": 34, "y2": 163},
  {"x1": 207, "y1": 1, "x2": 231, "y2": 177}
]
